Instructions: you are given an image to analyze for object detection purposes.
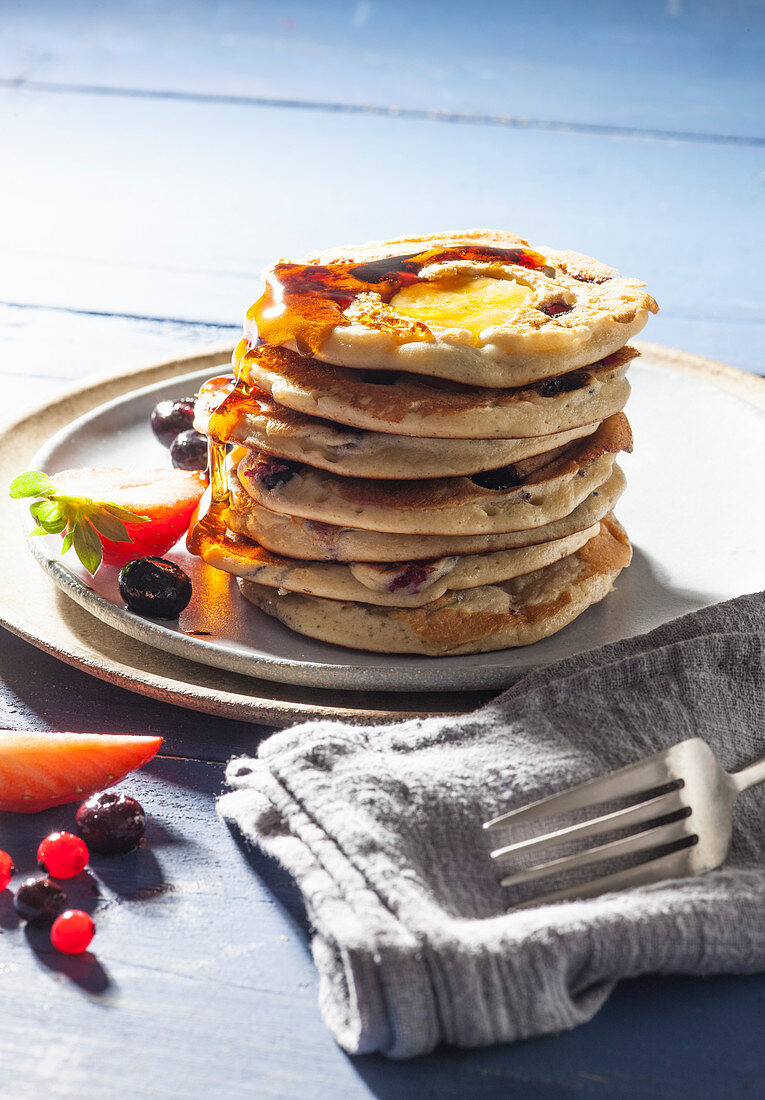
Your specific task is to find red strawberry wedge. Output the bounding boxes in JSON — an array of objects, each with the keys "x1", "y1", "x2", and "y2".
[
  {"x1": 50, "y1": 468, "x2": 206, "y2": 567},
  {"x1": 0, "y1": 730, "x2": 162, "y2": 813}
]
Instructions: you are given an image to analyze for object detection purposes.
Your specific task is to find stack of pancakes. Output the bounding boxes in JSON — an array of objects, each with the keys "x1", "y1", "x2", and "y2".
[{"x1": 191, "y1": 231, "x2": 657, "y2": 655}]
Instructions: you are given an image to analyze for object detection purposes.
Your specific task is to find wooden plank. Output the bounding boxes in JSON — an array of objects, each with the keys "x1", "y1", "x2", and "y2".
[
  {"x1": 0, "y1": 757, "x2": 762, "y2": 1098},
  {"x1": 0, "y1": 305, "x2": 239, "y2": 413},
  {"x1": 1, "y1": 0, "x2": 763, "y2": 139},
  {"x1": 1, "y1": 87, "x2": 763, "y2": 350}
]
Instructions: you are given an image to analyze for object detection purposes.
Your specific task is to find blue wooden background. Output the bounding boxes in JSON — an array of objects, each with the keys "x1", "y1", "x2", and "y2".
[{"x1": 0, "y1": 2, "x2": 763, "y2": 1096}]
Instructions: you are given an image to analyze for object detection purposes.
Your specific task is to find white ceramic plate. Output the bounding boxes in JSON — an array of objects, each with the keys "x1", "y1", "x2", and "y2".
[{"x1": 24, "y1": 354, "x2": 765, "y2": 692}]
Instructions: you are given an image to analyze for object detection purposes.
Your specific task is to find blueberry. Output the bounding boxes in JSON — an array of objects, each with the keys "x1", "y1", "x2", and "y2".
[
  {"x1": 250, "y1": 458, "x2": 295, "y2": 492},
  {"x1": 468, "y1": 466, "x2": 524, "y2": 491},
  {"x1": 14, "y1": 877, "x2": 67, "y2": 924},
  {"x1": 538, "y1": 300, "x2": 573, "y2": 318},
  {"x1": 387, "y1": 565, "x2": 429, "y2": 594},
  {"x1": 536, "y1": 370, "x2": 589, "y2": 397},
  {"x1": 118, "y1": 556, "x2": 192, "y2": 618},
  {"x1": 76, "y1": 792, "x2": 146, "y2": 855},
  {"x1": 170, "y1": 429, "x2": 208, "y2": 472},
  {"x1": 150, "y1": 398, "x2": 196, "y2": 448},
  {"x1": 360, "y1": 370, "x2": 398, "y2": 385}
]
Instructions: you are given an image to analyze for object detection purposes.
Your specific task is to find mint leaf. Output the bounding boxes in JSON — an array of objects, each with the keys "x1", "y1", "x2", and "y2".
[
  {"x1": 72, "y1": 520, "x2": 103, "y2": 575},
  {"x1": 89, "y1": 511, "x2": 132, "y2": 542},
  {"x1": 9, "y1": 471, "x2": 56, "y2": 499}
]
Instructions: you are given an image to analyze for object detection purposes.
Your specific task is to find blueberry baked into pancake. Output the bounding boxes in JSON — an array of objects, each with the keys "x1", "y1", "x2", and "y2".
[{"x1": 188, "y1": 230, "x2": 656, "y2": 655}]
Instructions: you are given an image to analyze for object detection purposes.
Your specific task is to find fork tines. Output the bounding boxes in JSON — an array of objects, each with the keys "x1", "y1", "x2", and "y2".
[{"x1": 484, "y1": 745, "x2": 701, "y2": 908}]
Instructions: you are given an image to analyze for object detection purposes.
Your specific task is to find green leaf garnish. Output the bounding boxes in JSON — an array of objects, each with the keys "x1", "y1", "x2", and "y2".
[
  {"x1": 88, "y1": 511, "x2": 132, "y2": 543},
  {"x1": 9, "y1": 471, "x2": 56, "y2": 499},
  {"x1": 9, "y1": 469, "x2": 151, "y2": 575},
  {"x1": 72, "y1": 520, "x2": 104, "y2": 575}
]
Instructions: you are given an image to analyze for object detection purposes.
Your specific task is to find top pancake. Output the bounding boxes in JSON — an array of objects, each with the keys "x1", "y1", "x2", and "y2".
[
  {"x1": 244, "y1": 230, "x2": 657, "y2": 386},
  {"x1": 238, "y1": 340, "x2": 635, "y2": 440}
]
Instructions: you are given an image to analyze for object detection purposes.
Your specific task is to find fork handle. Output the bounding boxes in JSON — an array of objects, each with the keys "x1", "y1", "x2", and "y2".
[{"x1": 731, "y1": 754, "x2": 765, "y2": 793}]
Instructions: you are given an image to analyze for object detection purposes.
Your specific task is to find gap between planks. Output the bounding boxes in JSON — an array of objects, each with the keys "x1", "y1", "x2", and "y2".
[{"x1": 2, "y1": 77, "x2": 763, "y2": 149}]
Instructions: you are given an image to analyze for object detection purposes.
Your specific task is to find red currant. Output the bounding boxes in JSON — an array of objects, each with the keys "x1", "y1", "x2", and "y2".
[
  {"x1": 50, "y1": 909, "x2": 95, "y2": 954},
  {"x1": 0, "y1": 850, "x2": 15, "y2": 891},
  {"x1": 37, "y1": 832, "x2": 89, "y2": 879}
]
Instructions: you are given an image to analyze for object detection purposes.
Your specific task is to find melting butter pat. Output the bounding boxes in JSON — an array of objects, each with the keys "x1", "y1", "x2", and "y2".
[{"x1": 389, "y1": 276, "x2": 532, "y2": 338}]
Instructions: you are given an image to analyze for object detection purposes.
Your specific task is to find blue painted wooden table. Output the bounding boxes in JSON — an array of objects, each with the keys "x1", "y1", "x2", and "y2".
[{"x1": 1, "y1": 3, "x2": 763, "y2": 1095}]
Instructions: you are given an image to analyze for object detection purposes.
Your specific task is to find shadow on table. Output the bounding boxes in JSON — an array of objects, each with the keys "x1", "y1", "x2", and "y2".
[
  {"x1": 227, "y1": 822, "x2": 312, "y2": 940},
  {"x1": 88, "y1": 843, "x2": 172, "y2": 902},
  {"x1": 347, "y1": 970, "x2": 765, "y2": 1100},
  {"x1": 145, "y1": 753, "x2": 313, "y2": 938},
  {"x1": 621, "y1": 545, "x2": 721, "y2": 626},
  {"x1": 0, "y1": 888, "x2": 20, "y2": 929}
]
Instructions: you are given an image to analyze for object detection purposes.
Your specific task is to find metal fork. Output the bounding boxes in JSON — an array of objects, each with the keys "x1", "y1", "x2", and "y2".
[{"x1": 483, "y1": 738, "x2": 765, "y2": 908}]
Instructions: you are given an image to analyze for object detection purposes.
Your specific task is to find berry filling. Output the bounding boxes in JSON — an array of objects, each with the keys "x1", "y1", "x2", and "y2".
[
  {"x1": 360, "y1": 371, "x2": 399, "y2": 385},
  {"x1": 387, "y1": 564, "x2": 430, "y2": 594},
  {"x1": 468, "y1": 466, "x2": 524, "y2": 491},
  {"x1": 539, "y1": 300, "x2": 573, "y2": 317},
  {"x1": 536, "y1": 369, "x2": 590, "y2": 396},
  {"x1": 249, "y1": 459, "x2": 296, "y2": 492},
  {"x1": 571, "y1": 272, "x2": 612, "y2": 284}
]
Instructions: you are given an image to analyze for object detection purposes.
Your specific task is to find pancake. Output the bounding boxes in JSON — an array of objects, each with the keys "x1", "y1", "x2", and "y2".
[
  {"x1": 194, "y1": 376, "x2": 600, "y2": 480},
  {"x1": 226, "y1": 465, "x2": 626, "y2": 561},
  {"x1": 238, "y1": 341, "x2": 635, "y2": 440},
  {"x1": 238, "y1": 516, "x2": 632, "y2": 655},
  {"x1": 194, "y1": 519, "x2": 598, "y2": 608},
  {"x1": 235, "y1": 414, "x2": 631, "y2": 535},
  {"x1": 244, "y1": 230, "x2": 657, "y2": 386}
]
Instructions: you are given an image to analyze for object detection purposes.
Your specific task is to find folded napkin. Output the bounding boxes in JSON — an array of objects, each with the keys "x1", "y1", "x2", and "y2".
[{"x1": 219, "y1": 592, "x2": 765, "y2": 1058}]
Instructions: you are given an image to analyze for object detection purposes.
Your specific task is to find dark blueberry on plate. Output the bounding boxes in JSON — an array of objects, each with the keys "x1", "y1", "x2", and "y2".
[
  {"x1": 118, "y1": 556, "x2": 192, "y2": 618},
  {"x1": 14, "y1": 877, "x2": 67, "y2": 924},
  {"x1": 468, "y1": 466, "x2": 523, "y2": 491},
  {"x1": 76, "y1": 792, "x2": 146, "y2": 855},
  {"x1": 150, "y1": 398, "x2": 196, "y2": 448},
  {"x1": 170, "y1": 429, "x2": 208, "y2": 472}
]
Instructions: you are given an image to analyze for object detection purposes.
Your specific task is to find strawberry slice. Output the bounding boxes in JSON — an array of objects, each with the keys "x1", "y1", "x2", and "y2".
[
  {"x1": 0, "y1": 730, "x2": 162, "y2": 813},
  {"x1": 49, "y1": 468, "x2": 206, "y2": 567}
]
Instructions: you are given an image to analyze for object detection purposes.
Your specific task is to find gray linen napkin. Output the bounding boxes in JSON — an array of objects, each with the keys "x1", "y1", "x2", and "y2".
[{"x1": 219, "y1": 592, "x2": 765, "y2": 1058}]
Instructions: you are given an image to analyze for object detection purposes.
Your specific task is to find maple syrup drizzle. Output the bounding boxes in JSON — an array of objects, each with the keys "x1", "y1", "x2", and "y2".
[
  {"x1": 191, "y1": 244, "x2": 549, "y2": 560},
  {"x1": 187, "y1": 374, "x2": 255, "y2": 557},
  {"x1": 246, "y1": 243, "x2": 548, "y2": 356}
]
